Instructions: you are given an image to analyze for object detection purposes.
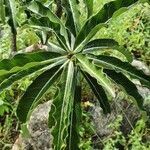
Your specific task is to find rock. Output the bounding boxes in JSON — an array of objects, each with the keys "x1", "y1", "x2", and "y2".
[
  {"x1": 90, "y1": 98, "x2": 142, "y2": 150},
  {"x1": 132, "y1": 59, "x2": 150, "y2": 75},
  {"x1": 136, "y1": 85, "x2": 150, "y2": 99},
  {"x1": 90, "y1": 104, "x2": 115, "y2": 138},
  {"x1": 12, "y1": 101, "x2": 52, "y2": 150},
  {"x1": 90, "y1": 98, "x2": 141, "y2": 138}
]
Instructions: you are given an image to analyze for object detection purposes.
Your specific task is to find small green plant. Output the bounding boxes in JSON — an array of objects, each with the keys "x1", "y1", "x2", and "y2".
[
  {"x1": 103, "y1": 116, "x2": 150, "y2": 149},
  {"x1": 0, "y1": 89, "x2": 18, "y2": 149},
  {"x1": 79, "y1": 109, "x2": 94, "y2": 150},
  {"x1": 0, "y1": 0, "x2": 150, "y2": 149},
  {"x1": 103, "y1": 115, "x2": 126, "y2": 149},
  {"x1": 127, "y1": 119, "x2": 150, "y2": 149},
  {"x1": 0, "y1": 99, "x2": 9, "y2": 117}
]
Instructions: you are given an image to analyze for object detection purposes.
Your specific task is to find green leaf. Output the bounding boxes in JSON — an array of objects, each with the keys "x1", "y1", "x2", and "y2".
[
  {"x1": 29, "y1": 16, "x2": 60, "y2": 32},
  {"x1": 30, "y1": 16, "x2": 69, "y2": 51},
  {"x1": 28, "y1": 0, "x2": 70, "y2": 49},
  {"x1": 64, "y1": 9, "x2": 76, "y2": 37},
  {"x1": 83, "y1": 39, "x2": 133, "y2": 62},
  {"x1": 104, "y1": 69, "x2": 144, "y2": 109},
  {"x1": 74, "y1": 23, "x2": 107, "y2": 52},
  {"x1": 49, "y1": 61, "x2": 76, "y2": 150},
  {"x1": 62, "y1": 0, "x2": 80, "y2": 36},
  {"x1": 0, "y1": 52, "x2": 61, "y2": 75},
  {"x1": 76, "y1": 54, "x2": 115, "y2": 98},
  {"x1": 90, "y1": 55, "x2": 150, "y2": 88},
  {"x1": 0, "y1": 72, "x2": 14, "y2": 84},
  {"x1": 0, "y1": 58, "x2": 67, "y2": 93},
  {"x1": 67, "y1": 85, "x2": 81, "y2": 150},
  {"x1": 16, "y1": 65, "x2": 63, "y2": 123},
  {"x1": 83, "y1": 39, "x2": 118, "y2": 52},
  {"x1": 67, "y1": 0, "x2": 80, "y2": 34},
  {"x1": 5, "y1": 0, "x2": 17, "y2": 34},
  {"x1": 81, "y1": 71, "x2": 110, "y2": 114},
  {"x1": 62, "y1": 1, "x2": 76, "y2": 37},
  {"x1": 0, "y1": 64, "x2": 47, "y2": 93},
  {"x1": 83, "y1": 0, "x2": 93, "y2": 17},
  {"x1": 112, "y1": 7, "x2": 128, "y2": 19},
  {"x1": 75, "y1": 0, "x2": 139, "y2": 47},
  {"x1": 47, "y1": 42, "x2": 67, "y2": 54}
]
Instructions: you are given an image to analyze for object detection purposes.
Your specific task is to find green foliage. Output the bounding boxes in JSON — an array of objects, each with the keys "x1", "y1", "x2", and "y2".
[
  {"x1": 0, "y1": 88, "x2": 19, "y2": 149},
  {"x1": 79, "y1": 110, "x2": 94, "y2": 150},
  {"x1": 103, "y1": 115, "x2": 126, "y2": 150},
  {"x1": 103, "y1": 116, "x2": 150, "y2": 149},
  {"x1": 0, "y1": 99, "x2": 9, "y2": 116},
  {"x1": 0, "y1": 0, "x2": 150, "y2": 149},
  {"x1": 0, "y1": 25, "x2": 11, "y2": 59},
  {"x1": 95, "y1": 2, "x2": 150, "y2": 63}
]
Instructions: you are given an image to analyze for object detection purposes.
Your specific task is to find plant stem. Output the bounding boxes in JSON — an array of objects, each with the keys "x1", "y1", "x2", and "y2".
[{"x1": 12, "y1": 32, "x2": 17, "y2": 52}]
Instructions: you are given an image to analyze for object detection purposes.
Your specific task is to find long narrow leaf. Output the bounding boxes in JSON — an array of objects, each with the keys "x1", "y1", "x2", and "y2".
[
  {"x1": 62, "y1": 0, "x2": 76, "y2": 37},
  {"x1": 0, "y1": 52, "x2": 60, "y2": 73},
  {"x1": 49, "y1": 61, "x2": 76, "y2": 150},
  {"x1": 89, "y1": 55, "x2": 150, "y2": 87},
  {"x1": 83, "y1": 39, "x2": 119, "y2": 52},
  {"x1": 0, "y1": 58, "x2": 67, "y2": 93},
  {"x1": 47, "y1": 42, "x2": 67, "y2": 54},
  {"x1": 104, "y1": 69, "x2": 144, "y2": 109},
  {"x1": 16, "y1": 65, "x2": 63, "y2": 123},
  {"x1": 67, "y1": 85, "x2": 82, "y2": 150},
  {"x1": 83, "y1": 39, "x2": 133, "y2": 62},
  {"x1": 74, "y1": 23, "x2": 107, "y2": 52},
  {"x1": 0, "y1": 52, "x2": 61, "y2": 76},
  {"x1": 5, "y1": 0, "x2": 17, "y2": 34},
  {"x1": 68, "y1": 0, "x2": 80, "y2": 34},
  {"x1": 81, "y1": 71, "x2": 111, "y2": 114},
  {"x1": 76, "y1": 54, "x2": 115, "y2": 98}
]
